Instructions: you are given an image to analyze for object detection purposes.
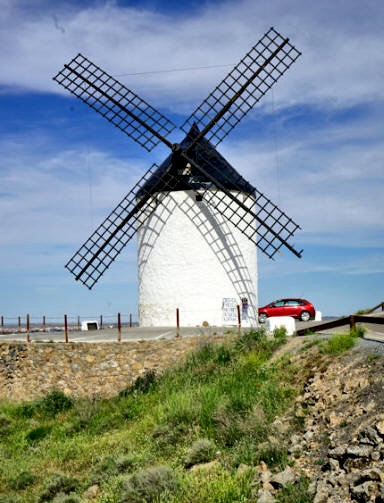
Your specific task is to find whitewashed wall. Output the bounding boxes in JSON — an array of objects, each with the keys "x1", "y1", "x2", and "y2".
[{"x1": 137, "y1": 190, "x2": 258, "y2": 327}]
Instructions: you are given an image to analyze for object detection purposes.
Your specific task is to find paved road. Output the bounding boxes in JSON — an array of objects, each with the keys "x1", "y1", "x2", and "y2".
[
  {"x1": 0, "y1": 313, "x2": 383, "y2": 343},
  {"x1": 0, "y1": 325, "x2": 227, "y2": 343}
]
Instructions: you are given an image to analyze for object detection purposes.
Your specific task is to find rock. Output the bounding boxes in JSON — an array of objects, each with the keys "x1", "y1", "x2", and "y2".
[
  {"x1": 377, "y1": 421, "x2": 384, "y2": 437},
  {"x1": 346, "y1": 445, "x2": 373, "y2": 458},
  {"x1": 236, "y1": 464, "x2": 251, "y2": 477},
  {"x1": 314, "y1": 480, "x2": 331, "y2": 503},
  {"x1": 289, "y1": 444, "x2": 301, "y2": 455},
  {"x1": 354, "y1": 467, "x2": 383, "y2": 484},
  {"x1": 326, "y1": 411, "x2": 342, "y2": 427},
  {"x1": 270, "y1": 467, "x2": 296, "y2": 488},
  {"x1": 84, "y1": 484, "x2": 100, "y2": 499},
  {"x1": 350, "y1": 481, "x2": 377, "y2": 502},
  {"x1": 371, "y1": 451, "x2": 380, "y2": 461},
  {"x1": 323, "y1": 458, "x2": 340, "y2": 471},
  {"x1": 304, "y1": 430, "x2": 314, "y2": 442},
  {"x1": 328, "y1": 445, "x2": 347, "y2": 458},
  {"x1": 256, "y1": 461, "x2": 269, "y2": 473},
  {"x1": 256, "y1": 489, "x2": 276, "y2": 503},
  {"x1": 308, "y1": 479, "x2": 317, "y2": 495},
  {"x1": 190, "y1": 460, "x2": 219, "y2": 472},
  {"x1": 290, "y1": 434, "x2": 302, "y2": 445},
  {"x1": 359, "y1": 426, "x2": 382, "y2": 446}
]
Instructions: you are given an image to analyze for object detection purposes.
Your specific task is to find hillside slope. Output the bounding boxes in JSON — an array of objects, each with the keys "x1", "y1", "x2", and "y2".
[{"x1": 0, "y1": 331, "x2": 383, "y2": 503}]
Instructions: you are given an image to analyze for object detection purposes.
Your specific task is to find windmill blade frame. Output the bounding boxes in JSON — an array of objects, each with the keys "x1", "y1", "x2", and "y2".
[
  {"x1": 65, "y1": 162, "x2": 198, "y2": 289},
  {"x1": 180, "y1": 27, "x2": 301, "y2": 148},
  {"x1": 180, "y1": 149, "x2": 302, "y2": 259},
  {"x1": 53, "y1": 53, "x2": 177, "y2": 152}
]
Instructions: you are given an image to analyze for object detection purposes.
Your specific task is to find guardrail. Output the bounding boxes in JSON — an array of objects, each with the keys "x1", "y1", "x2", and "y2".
[
  {"x1": 366, "y1": 302, "x2": 384, "y2": 313},
  {"x1": 297, "y1": 314, "x2": 384, "y2": 336}
]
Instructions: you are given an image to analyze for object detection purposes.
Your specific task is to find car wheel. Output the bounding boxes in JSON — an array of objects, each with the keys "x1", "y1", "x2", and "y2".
[
  {"x1": 259, "y1": 313, "x2": 268, "y2": 323},
  {"x1": 300, "y1": 311, "x2": 311, "y2": 322}
]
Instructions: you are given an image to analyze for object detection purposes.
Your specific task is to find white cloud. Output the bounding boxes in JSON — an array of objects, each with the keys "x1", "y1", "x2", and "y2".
[
  {"x1": 0, "y1": 0, "x2": 383, "y2": 299},
  {"x1": 0, "y1": 0, "x2": 383, "y2": 113}
]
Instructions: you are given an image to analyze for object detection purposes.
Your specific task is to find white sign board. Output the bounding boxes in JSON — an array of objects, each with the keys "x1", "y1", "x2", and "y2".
[{"x1": 222, "y1": 298, "x2": 238, "y2": 325}]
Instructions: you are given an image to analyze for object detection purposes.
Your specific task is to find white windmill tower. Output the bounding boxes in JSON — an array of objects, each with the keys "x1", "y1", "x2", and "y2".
[{"x1": 53, "y1": 27, "x2": 303, "y2": 328}]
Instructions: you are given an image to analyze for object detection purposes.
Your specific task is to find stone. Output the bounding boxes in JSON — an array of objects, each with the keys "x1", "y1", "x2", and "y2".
[
  {"x1": 371, "y1": 451, "x2": 381, "y2": 461},
  {"x1": 256, "y1": 461, "x2": 269, "y2": 473},
  {"x1": 359, "y1": 426, "x2": 382, "y2": 446},
  {"x1": 256, "y1": 489, "x2": 276, "y2": 503},
  {"x1": 84, "y1": 484, "x2": 100, "y2": 499},
  {"x1": 270, "y1": 467, "x2": 296, "y2": 488},
  {"x1": 354, "y1": 467, "x2": 383, "y2": 483},
  {"x1": 350, "y1": 481, "x2": 376, "y2": 502},
  {"x1": 326, "y1": 411, "x2": 342, "y2": 427},
  {"x1": 346, "y1": 445, "x2": 373, "y2": 458},
  {"x1": 190, "y1": 460, "x2": 219, "y2": 472},
  {"x1": 377, "y1": 421, "x2": 384, "y2": 437},
  {"x1": 236, "y1": 464, "x2": 251, "y2": 477},
  {"x1": 328, "y1": 445, "x2": 347, "y2": 458},
  {"x1": 314, "y1": 480, "x2": 331, "y2": 503}
]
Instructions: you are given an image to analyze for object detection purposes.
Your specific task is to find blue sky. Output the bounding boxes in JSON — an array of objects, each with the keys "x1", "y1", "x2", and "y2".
[{"x1": 0, "y1": 0, "x2": 383, "y2": 321}]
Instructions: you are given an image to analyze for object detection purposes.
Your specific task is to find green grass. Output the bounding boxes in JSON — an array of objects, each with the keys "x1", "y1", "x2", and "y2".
[
  {"x1": 319, "y1": 330, "x2": 360, "y2": 355},
  {"x1": 0, "y1": 329, "x2": 314, "y2": 503}
]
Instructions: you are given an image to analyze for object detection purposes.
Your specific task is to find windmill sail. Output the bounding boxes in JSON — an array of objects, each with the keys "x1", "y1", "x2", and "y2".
[
  {"x1": 65, "y1": 162, "x2": 198, "y2": 289},
  {"x1": 178, "y1": 134, "x2": 302, "y2": 259},
  {"x1": 53, "y1": 54, "x2": 176, "y2": 151},
  {"x1": 54, "y1": 27, "x2": 303, "y2": 290},
  {"x1": 181, "y1": 27, "x2": 301, "y2": 147}
]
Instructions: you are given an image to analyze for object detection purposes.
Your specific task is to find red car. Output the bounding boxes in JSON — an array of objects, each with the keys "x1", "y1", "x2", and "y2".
[{"x1": 258, "y1": 298, "x2": 315, "y2": 323}]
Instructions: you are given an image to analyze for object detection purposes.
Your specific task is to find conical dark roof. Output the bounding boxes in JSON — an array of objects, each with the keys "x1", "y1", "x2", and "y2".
[{"x1": 138, "y1": 124, "x2": 254, "y2": 196}]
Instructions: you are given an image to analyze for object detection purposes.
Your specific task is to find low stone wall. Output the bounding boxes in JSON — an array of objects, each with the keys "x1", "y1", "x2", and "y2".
[{"x1": 0, "y1": 334, "x2": 232, "y2": 401}]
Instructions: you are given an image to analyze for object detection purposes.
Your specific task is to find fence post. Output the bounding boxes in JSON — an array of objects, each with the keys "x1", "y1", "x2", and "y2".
[
  {"x1": 237, "y1": 305, "x2": 241, "y2": 332},
  {"x1": 176, "y1": 308, "x2": 180, "y2": 338},
  {"x1": 117, "y1": 313, "x2": 121, "y2": 342},
  {"x1": 1, "y1": 315, "x2": 3, "y2": 333},
  {"x1": 77, "y1": 316, "x2": 80, "y2": 331},
  {"x1": 349, "y1": 315, "x2": 355, "y2": 331},
  {"x1": 18, "y1": 316, "x2": 21, "y2": 333},
  {"x1": 100, "y1": 315, "x2": 103, "y2": 330},
  {"x1": 43, "y1": 315, "x2": 46, "y2": 332},
  {"x1": 27, "y1": 314, "x2": 30, "y2": 343},
  {"x1": 129, "y1": 313, "x2": 132, "y2": 328},
  {"x1": 64, "y1": 314, "x2": 68, "y2": 343}
]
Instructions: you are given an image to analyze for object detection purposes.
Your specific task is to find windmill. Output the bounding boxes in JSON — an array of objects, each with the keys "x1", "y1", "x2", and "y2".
[{"x1": 53, "y1": 27, "x2": 303, "y2": 327}]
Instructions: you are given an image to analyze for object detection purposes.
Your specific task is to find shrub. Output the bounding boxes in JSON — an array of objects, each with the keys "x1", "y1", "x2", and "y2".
[
  {"x1": 320, "y1": 333, "x2": 357, "y2": 355},
  {"x1": 184, "y1": 438, "x2": 216, "y2": 467},
  {"x1": 38, "y1": 391, "x2": 73, "y2": 417},
  {"x1": 275, "y1": 475, "x2": 312, "y2": 502},
  {"x1": 0, "y1": 414, "x2": 12, "y2": 437},
  {"x1": 119, "y1": 466, "x2": 177, "y2": 503},
  {"x1": 273, "y1": 326, "x2": 287, "y2": 341},
  {"x1": 116, "y1": 454, "x2": 137, "y2": 473},
  {"x1": 8, "y1": 470, "x2": 36, "y2": 490},
  {"x1": 256, "y1": 444, "x2": 288, "y2": 469},
  {"x1": 119, "y1": 370, "x2": 157, "y2": 397},
  {"x1": 236, "y1": 328, "x2": 266, "y2": 352},
  {"x1": 0, "y1": 496, "x2": 21, "y2": 503},
  {"x1": 354, "y1": 307, "x2": 371, "y2": 315},
  {"x1": 25, "y1": 425, "x2": 52, "y2": 442},
  {"x1": 350, "y1": 325, "x2": 366, "y2": 338},
  {"x1": 38, "y1": 473, "x2": 78, "y2": 502},
  {"x1": 52, "y1": 494, "x2": 81, "y2": 503},
  {"x1": 14, "y1": 403, "x2": 35, "y2": 418}
]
